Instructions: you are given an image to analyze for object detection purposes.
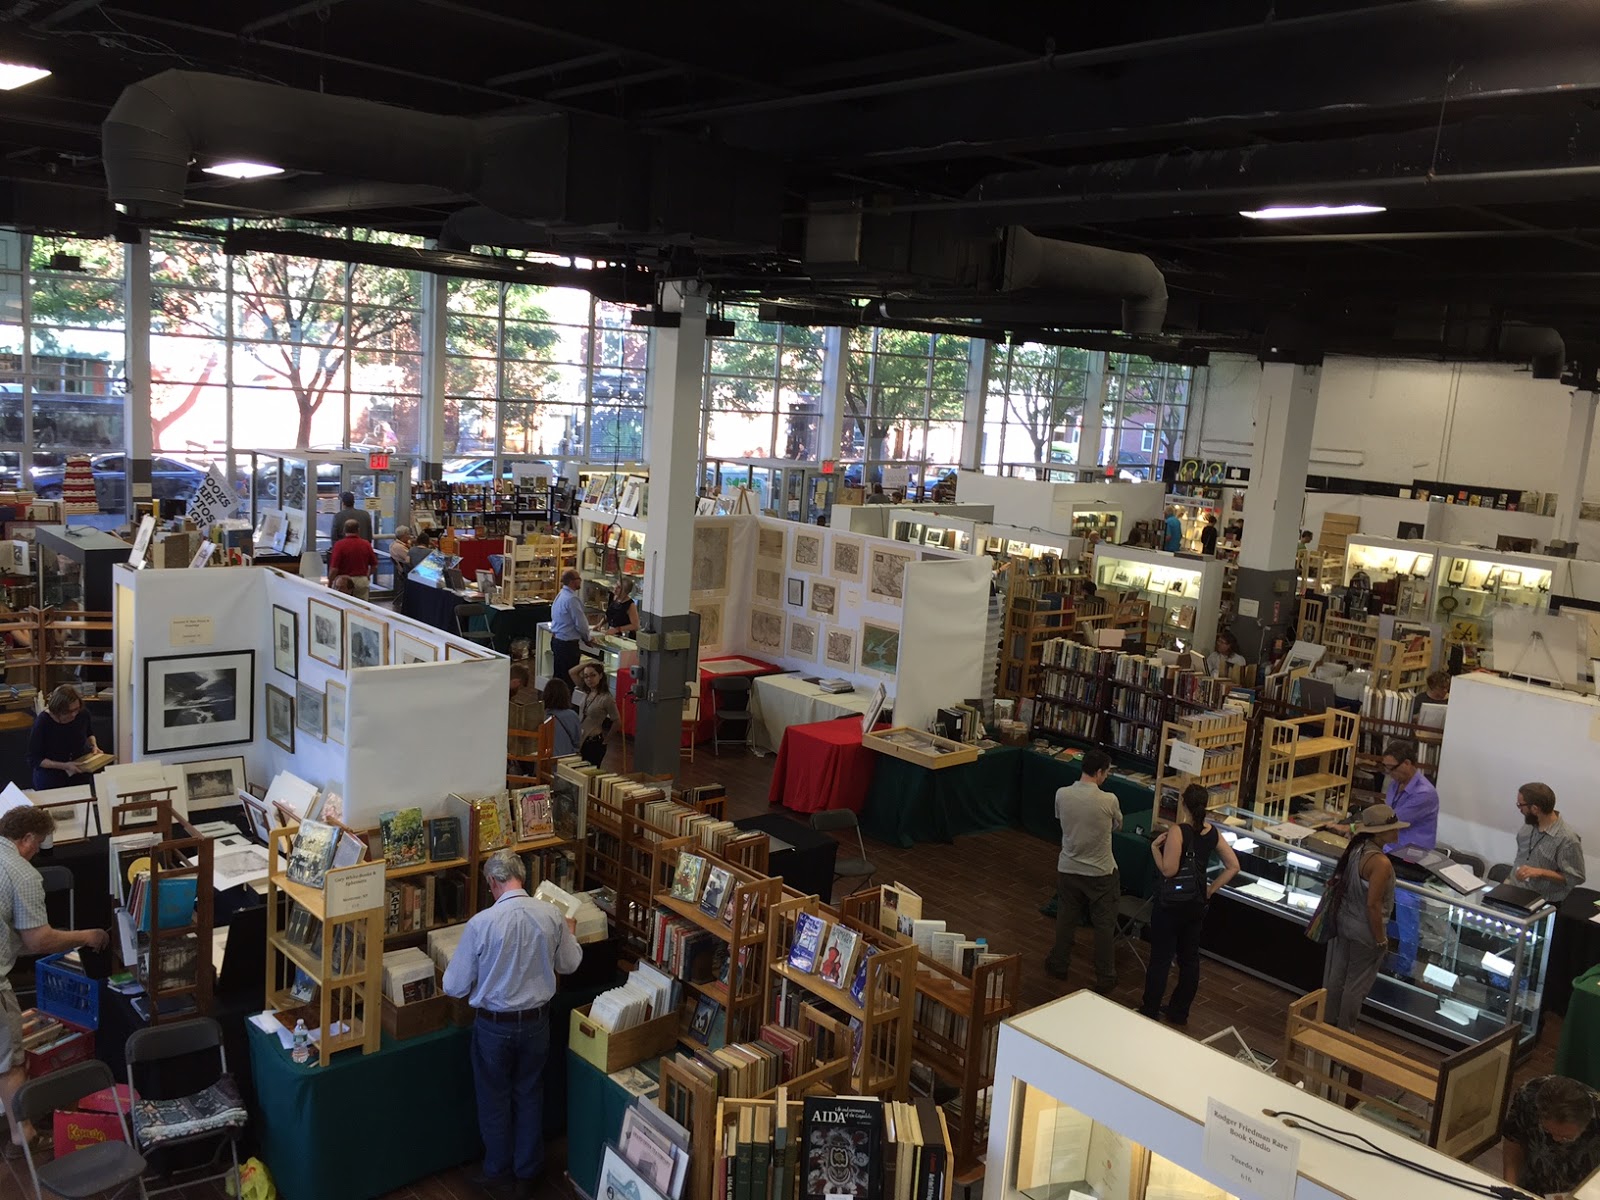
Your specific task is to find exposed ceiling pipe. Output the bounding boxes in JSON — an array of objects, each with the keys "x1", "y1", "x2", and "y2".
[
  {"x1": 1498, "y1": 324, "x2": 1566, "y2": 379},
  {"x1": 1000, "y1": 227, "x2": 1167, "y2": 335}
]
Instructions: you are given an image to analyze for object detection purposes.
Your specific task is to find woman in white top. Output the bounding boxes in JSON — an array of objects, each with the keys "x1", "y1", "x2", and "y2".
[{"x1": 1205, "y1": 629, "x2": 1246, "y2": 678}]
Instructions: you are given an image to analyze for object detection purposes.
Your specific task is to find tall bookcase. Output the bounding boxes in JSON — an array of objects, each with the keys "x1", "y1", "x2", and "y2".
[
  {"x1": 41, "y1": 606, "x2": 113, "y2": 705},
  {"x1": 265, "y1": 825, "x2": 385, "y2": 1067},
  {"x1": 997, "y1": 572, "x2": 1073, "y2": 700},
  {"x1": 500, "y1": 533, "x2": 571, "y2": 603},
  {"x1": 1256, "y1": 708, "x2": 1361, "y2": 821},
  {"x1": 1154, "y1": 710, "x2": 1248, "y2": 823}
]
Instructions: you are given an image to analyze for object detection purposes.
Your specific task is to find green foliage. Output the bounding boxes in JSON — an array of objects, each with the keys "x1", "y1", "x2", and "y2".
[{"x1": 843, "y1": 327, "x2": 970, "y2": 460}]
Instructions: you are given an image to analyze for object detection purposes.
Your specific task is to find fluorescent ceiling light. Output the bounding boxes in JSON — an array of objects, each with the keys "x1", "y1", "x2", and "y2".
[
  {"x1": 1240, "y1": 203, "x2": 1386, "y2": 220},
  {"x1": 202, "y1": 161, "x2": 285, "y2": 180},
  {"x1": 0, "y1": 63, "x2": 50, "y2": 91}
]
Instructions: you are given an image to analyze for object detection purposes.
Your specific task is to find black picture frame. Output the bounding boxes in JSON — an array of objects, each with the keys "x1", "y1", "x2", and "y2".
[
  {"x1": 143, "y1": 650, "x2": 256, "y2": 755},
  {"x1": 265, "y1": 683, "x2": 295, "y2": 753},
  {"x1": 272, "y1": 604, "x2": 298, "y2": 678}
]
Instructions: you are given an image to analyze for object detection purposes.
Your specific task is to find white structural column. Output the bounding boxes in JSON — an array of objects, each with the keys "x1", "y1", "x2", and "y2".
[
  {"x1": 1079, "y1": 352, "x2": 1109, "y2": 470},
  {"x1": 1551, "y1": 388, "x2": 1599, "y2": 546},
  {"x1": 123, "y1": 238, "x2": 153, "y2": 517},
  {"x1": 417, "y1": 264, "x2": 448, "y2": 480},
  {"x1": 815, "y1": 326, "x2": 847, "y2": 468},
  {"x1": 642, "y1": 282, "x2": 707, "y2": 617},
  {"x1": 959, "y1": 338, "x2": 985, "y2": 469},
  {"x1": 1238, "y1": 362, "x2": 1320, "y2": 573}
]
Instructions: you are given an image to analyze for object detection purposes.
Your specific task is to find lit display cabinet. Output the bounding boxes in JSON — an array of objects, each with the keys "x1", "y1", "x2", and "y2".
[
  {"x1": 1070, "y1": 506, "x2": 1122, "y2": 542},
  {"x1": 238, "y1": 450, "x2": 413, "y2": 555},
  {"x1": 1091, "y1": 544, "x2": 1222, "y2": 651},
  {"x1": 1201, "y1": 808, "x2": 1552, "y2": 1051},
  {"x1": 984, "y1": 991, "x2": 1505, "y2": 1200},
  {"x1": 1429, "y1": 545, "x2": 1566, "y2": 654},
  {"x1": 887, "y1": 511, "x2": 979, "y2": 554},
  {"x1": 1342, "y1": 534, "x2": 1437, "y2": 620}
]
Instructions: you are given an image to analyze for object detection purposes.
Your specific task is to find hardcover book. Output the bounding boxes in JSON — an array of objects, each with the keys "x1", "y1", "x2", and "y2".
[
  {"x1": 817, "y1": 924, "x2": 859, "y2": 990},
  {"x1": 699, "y1": 866, "x2": 733, "y2": 918},
  {"x1": 426, "y1": 817, "x2": 462, "y2": 862},
  {"x1": 513, "y1": 786, "x2": 555, "y2": 840},
  {"x1": 670, "y1": 853, "x2": 708, "y2": 903},
  {"x1": 849, "y1": 945, "x2": 877, "y2": 1008},
  {"x1": 788, "y1": 912, "x2": 827, "y2": 974},
  {"x1": 286, "y1": 819, "x2": 339, "y2": 888},
  {"x1": 802, "y1": 1095, "x2": 883, "y2": 1200},
  {"x1": 378, "y1": 808, "x2": 427, "y2": 868}
]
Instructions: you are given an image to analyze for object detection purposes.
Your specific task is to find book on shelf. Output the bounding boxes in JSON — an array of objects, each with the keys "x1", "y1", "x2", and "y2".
[
  {"x1": 908, "y1": 919, "x2": 945, "y2": 960},
  {"x1": 879, "y1": 882, "x2": 922, "y2": 939},
  {"x1": 511, "y1": 785, "x2": 555, "y2": 840},
  {"x1": 286, "y1": 819, "x2": 339, "y2": 888},
  {"x1": 619, "y1": 1102, "x2": 688, "y2": 1200},
  {"x1": 850, "y1": 945, "x2": 877, "y2": 1007},
  {"x1": 699, "y1": 865, "x2": 734, "y2": 918},
  {"x1": 801, "y1": 1095, "x2": 883, "y2": 1200},
  {"x1": 817, "y1": 924, "x2": 859, "y2": 990},
  {"x1": 787, "y1": 912, "x2": 826, "y2": 974},
  {"x1": 927, "y1": 930, "x2": 966, "y2": 972},
  {"x1": 426, "y1": 817, "x2": 462, "y2": 862},
  {"x1": 378, "y1": 808, "x2": 427, "y2": 868},
  {"x1": 670, "y1": 853, "x2": 708, "y2": 904}
]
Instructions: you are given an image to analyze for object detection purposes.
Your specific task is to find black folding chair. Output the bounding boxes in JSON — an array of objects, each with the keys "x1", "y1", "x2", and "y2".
[{"x1": 13, "y1": 1060, "x2": 147, "y2": 1200}]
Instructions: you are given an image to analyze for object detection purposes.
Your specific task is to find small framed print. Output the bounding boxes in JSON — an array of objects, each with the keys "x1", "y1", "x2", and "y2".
[
  {"x1": 394, "y1": 629, "x2": 437, "y2": 664},
  {"x1": 347, "y1": 611, "x2": 388, "y2": 669},
  {"x1": 327, "y1": 680, "x2": 347, "y2": 745},
  {"x1": 295, "y1": 681, "x2": 325, "y2": 741},
  {"x1": 307, "y1": 599, "x2": 345, "y2": 670},
  {"x1": 180, "y1": 757, "x2": 246, "y2": 813},
  {"x1": 265, "y1": 684, "x2": 295, "y2": 753},
  {"x1": 446, "y1": 643, "x2": 487, "y2": 661},
  {"x1": 271, "y1": 605, "x2": 298, "y2": 678},
  {"x1": 787, "y1": 577, "x2": 804, "y2": 607},
  {"x1": 1447, "y1": 558, "x2": 1469, "y2": 585},
  {"x1": 1501, "y1": 569, "x2": 1522, "y2": 588}
]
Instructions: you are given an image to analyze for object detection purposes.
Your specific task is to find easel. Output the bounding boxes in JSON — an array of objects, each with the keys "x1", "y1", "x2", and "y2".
[
  {"x1": 1503, "y1": 629, "x2": 1566, "y2": 690},
  {"x1": 726, "y1": 485, "x2": 756, "y2": 515}
]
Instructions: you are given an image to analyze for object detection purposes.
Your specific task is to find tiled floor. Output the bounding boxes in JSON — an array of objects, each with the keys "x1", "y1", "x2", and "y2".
[{"x1": 0, "y1": 737, "x2": 1556, "y2": 1199}]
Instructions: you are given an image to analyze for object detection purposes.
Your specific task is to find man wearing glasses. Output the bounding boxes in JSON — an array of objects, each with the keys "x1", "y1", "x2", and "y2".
[
  {"x1": 1512, "y1": 783, "x2": 1586, "y2": 903},
  {"x1": 1379, "y1": 738, "x2": 1437, "y2": 977}
]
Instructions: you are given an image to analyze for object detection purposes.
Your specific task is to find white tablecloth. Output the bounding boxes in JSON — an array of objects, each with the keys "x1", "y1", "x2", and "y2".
[{"x1": 750, "y1": 674, "x2": 884, "y2": 751}]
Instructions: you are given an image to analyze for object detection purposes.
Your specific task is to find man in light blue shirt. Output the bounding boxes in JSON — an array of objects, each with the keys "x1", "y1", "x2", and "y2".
[
  {"x1": 443, "y1": 850, "x2": 581, "y2": 1196},
  {"x1": 1380, "y1": 737, "x2": 1439, "y2": 977},
  {"x1": 549, "y1": 568, "x2": 595, "y2": 686}
]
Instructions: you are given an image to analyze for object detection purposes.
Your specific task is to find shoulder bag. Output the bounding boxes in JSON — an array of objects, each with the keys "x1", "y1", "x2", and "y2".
[{"x1": 1155, "y1": 824, "x2": 1207, "y2": 906}]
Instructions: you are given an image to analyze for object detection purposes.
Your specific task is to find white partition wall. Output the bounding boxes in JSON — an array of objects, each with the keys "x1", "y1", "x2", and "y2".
[{"x1": 896, "y1": 556, "x2": 990, "y2": 731}]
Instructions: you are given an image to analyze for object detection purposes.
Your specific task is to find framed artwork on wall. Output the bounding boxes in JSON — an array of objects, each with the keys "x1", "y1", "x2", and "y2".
[
  {"x1": 791, "y1": 530, "x2": 823, "y2": 574},
  {"x1": 327, "y1": 680, "x2": 348, "y2": 745},
  {"x1": 787, "y1": 577, "x2": 804, "y2": 607},
  {"x1": 296, "y1": 681, "x2": 326, "y2": 741},
  {"x1": 307, "y1": 599, "x2": 345, "y2": 670},
  {"x1": 143, "y1": 651, "x2": 255, "y2": 755},
  {"x1": 347, "y1": 612, "x2": 389, "y2": 669},
  {"x1": 271, "y1": 605, "x2": 298, "y2": 678},
  {"x1": 265, "y1": 684, "x2": 294, "y2": 753}
]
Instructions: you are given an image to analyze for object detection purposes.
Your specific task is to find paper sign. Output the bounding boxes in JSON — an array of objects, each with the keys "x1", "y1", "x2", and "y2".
[
  {"x1": 168, "y1": 616, "x2": 214, "y2": 647},
  {"x1": 1239, "y1": 597, "x2": 1260, "y2": 618},
  {"x1": 363, "y1": 498, "x2": 380, "y2": 510},
  {"x1": 186, "y1": 466, "x2": 237, "y2": 528},
  {"x1": 1168, "y1": 740, "x2": 1205, "y2": 775},
  {"x1": 188, "y1": 540, "x2": 214, "y2": 569},
  {"x1": 1203, "y1": 1098, "x2": 1300, "y2": 1200},
  {"x1": 881, "y1": 467, "x2": 911, "y2": 488},
  {"x1": 325, "y1": 861, "x2": 385, "y2": 917},
  {"x1": 128, "y1": 515, "x2": 155, "y2": 570}
]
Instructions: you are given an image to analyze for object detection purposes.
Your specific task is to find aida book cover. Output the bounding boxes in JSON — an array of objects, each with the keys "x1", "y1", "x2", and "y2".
[{"x1": 802, "y1": 1095, "x2": 883, "y2": 1200}]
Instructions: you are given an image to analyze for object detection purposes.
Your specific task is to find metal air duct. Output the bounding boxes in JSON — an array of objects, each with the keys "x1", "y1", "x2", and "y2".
[
  {"x1": 1000, "y1": 227, "x2": 1168, "y2": 335},
  {"x1": 1498, "y1": 324, "x2": 1566, "y2": 380}
]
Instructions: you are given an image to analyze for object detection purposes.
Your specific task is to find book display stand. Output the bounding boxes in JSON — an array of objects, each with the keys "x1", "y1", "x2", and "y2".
[
  {"x1": 109, "y1": 801, "x2": 215, "y2": 1023},
  {"x1": 1153, "y1": 710, "x2": 1248, "y2": 823},
  {"x1": 1255, "y1": 707, "x2": 1360, "y2": 822}
]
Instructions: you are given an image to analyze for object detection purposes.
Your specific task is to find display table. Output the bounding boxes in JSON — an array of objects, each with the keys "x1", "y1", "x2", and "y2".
[
  {"x1": 565, "y1": 1049, "x2": 641, "y2": 1199},
  {"x1": 860, "y1": 747, "x2": 1022, "y2": 849},
  {"x1": 750, "y1": 675, "x2": 882, "y2": 752},
  {"x1": 617, "y1": 655, "x2": 784, "y2": 745},
  {"x1": 1558, "y1": 963, "x2": 1600, "y2": 1089},
  {"x1": 247, "y1": 1022, "x2": 480, "y2": 1200},
  {"x1": 733, "y1": 812, "x2": 839, "y2": 900},
  {"x1": 1546, "y1": 886, "x2": 1600, "y2": 1016},
  {"x1": 1017, "y1": 750, "x2": 1157, "y2": 841},
  {"x1": 401, "y1": 578, "x2": 549, "y2": 652},
  {"x1": 452, "y1": 537, "x2": 501, "y2": 580},
  {"x1": 767, "y1": 716, "x2": 877, "y2": 815}
]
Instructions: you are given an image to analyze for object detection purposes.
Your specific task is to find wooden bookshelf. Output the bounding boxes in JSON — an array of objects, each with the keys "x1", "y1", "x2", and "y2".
[
  {"x1": 997, "y1": 574, "x2": 1074, "y2": 700},
  {"x1": 265, "y1": 824, "x2": 385, "y2": 1066},
  {"x1": 1372, "y1": 631, "x2": 1432, "y2": 691},
  {"x1": 0, "y1": 604, "x2": 39, "y2": 725},
  {"x1": 1320, "y1": 613, "x2": 1382, "y2": 671},
  {"x1": 40, "y1": 606, "x2": 112, "y2": 704},
  {"x1": 1154, "y1": 710, "x2": 1248, "y2": 823},
  {"x1": 1256, "y1": 708, "x2": 1360, "y2": 822}
]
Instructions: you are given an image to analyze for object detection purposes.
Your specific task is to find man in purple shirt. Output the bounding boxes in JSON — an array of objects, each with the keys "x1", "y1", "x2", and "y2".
[{"x1": 1381, "y1": 737, "x2": 1438, "y2": 976}]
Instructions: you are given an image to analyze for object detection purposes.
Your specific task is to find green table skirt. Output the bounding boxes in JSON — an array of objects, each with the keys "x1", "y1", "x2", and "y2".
[
  {"x1": 565, "y1": 1049, "x2": 641, "y2": 1198},
  {"x1": 860, "y1": 746, "x2": 1022, "y2": 848},
  {"x1": 1557, "y1": 964, "x2": 1600, "y2": 1089},
  {"x1": 247, "y1": 1021, "x2": 481, "y2": 1200},
  {"x1": 1018, "y1": 752, "x2": 1157, "y2": 840}
]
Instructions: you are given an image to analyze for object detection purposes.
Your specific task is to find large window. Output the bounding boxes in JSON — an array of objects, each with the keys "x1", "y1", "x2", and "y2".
[
  {"x1": 445, "y1": 277, "x2": 646, "y2": 463},
  {"x1": 702, "y1": 304, "x2": 825, "y2": 462},
  {"x1": 982, "y1": 342, "x2": 1093, "y2": 472},
  {"x1": 1102, "y1": 353, "x2": 1191, "y2": 479},
  {"x1": 841, "y1": 327, "x2": 970, "y2": 489}
]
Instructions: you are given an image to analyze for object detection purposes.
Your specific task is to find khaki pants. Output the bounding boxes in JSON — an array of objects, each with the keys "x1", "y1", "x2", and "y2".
[{"x1": 351, "y1": 576, "x2": 370, "y2": 600}]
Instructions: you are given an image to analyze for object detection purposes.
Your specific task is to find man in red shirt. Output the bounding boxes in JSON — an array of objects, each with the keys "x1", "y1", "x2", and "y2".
[{"x1": 329, "y1": 519, "x2": 378, "y2": 599}]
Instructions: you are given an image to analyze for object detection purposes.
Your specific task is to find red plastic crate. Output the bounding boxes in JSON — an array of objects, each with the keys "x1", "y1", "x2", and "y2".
[{"x1": 24, "y1": 1015, "x2": 94, "y2": 1079}]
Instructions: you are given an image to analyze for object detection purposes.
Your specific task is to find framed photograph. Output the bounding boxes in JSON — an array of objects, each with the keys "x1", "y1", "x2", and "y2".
[
  {"x1": 327, "y1": 680, "x2": 347, "y2": 745},
  {"x1": 241, "y1": 790, "x2": 272, "y2": 845},
  {"x1": 143, "y1": 651, "x2": 255, "y2": 755},
  {"x1": 271, "y1": 605, "x2": 298, "y2": 678},
  {"x1": 180, "y1": 757, "x2": 246, "y2": 813},
  {"x1": 445, "y1": 643, "x2": 487, "y2": 661},
  {"x1": 307, "y1": 599, "x2": 345, "y2": 670},
  {"x1": 347, "y1": 612, "x2": 388, "y2": 669},
  {"x1": 787, "y1": 577, "x2": 804, "y2": 607},
  {"x1": 394, "y1": 629, "x2": 437, "y2": 664},
  {"x1": 296, "y1": 681, "x2": 326, "y2": 741},
  {"x1": 1501, "y1": 569, "x2": 1522, "y2": 588},
  {"x1": 1484, "y1": 566, "x2": 1503, "y2": 589},
  {"x1": 1447, "y1": 557, "x2": 1469, "y2": 585},
  {"x1": 265, "y1": 684, "x2": 294, "y2": 753}
]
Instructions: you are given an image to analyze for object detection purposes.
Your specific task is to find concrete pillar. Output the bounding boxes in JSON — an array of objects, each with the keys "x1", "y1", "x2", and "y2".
[
  {"x1": 1235, "y1": 361, "x2": 1321, "y2": 660},
  {"x1": 634, "y1": 283, "x2": 708, "y2": 776},
  {"x1": 1551, "y1": 388, "x2": 1598, "y2": 547},
  {"x1": 816, "y1": 327, "x2": 847, "y2": 473},
  {"x1": 959, "y1": 338, "x2": 985, "y2": 470},
  {"x1": 1080, "y1": 352, "x2": 1109, "y2": 472},
  {"x1": 123, "y1": 238, "x2": 152, "y2": 519},
  {"x1": 417, "y1": 264, "x2": 448, "y2": 482}
]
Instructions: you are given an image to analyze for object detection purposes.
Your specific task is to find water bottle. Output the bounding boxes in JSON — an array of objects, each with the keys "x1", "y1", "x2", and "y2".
[{"x1": 291, "y1": 1019, "x2": 311, "y2": 1064}]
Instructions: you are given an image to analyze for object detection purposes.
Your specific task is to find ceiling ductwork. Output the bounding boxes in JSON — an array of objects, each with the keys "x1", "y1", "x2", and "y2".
[
  {"x1": 102, "y1": 69, "x2": 781, "y2": 249},
  {"x1": 1498, "y1": 324, "x2": 1566, "y2": 380},
  {"x1": 1000, "y1": 227, "x2": 1167, "y2": 336}
]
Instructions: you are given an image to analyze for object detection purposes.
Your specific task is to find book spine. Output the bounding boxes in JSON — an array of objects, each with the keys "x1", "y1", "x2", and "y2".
[{"x1": 735, "y1": 1129, "x2": 754, "y2": 1200}]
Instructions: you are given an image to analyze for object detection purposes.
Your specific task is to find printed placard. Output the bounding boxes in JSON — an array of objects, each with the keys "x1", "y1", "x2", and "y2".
[
  {"x1": 168, "y1": 616, "x2": 214, "y2": 648},
  {"x1": 1202, "y1": 1098, "x2": 1300, "y2": 1200},
  {"x1": 325, "y1": 861, "x2": 385, "y2": 916}
]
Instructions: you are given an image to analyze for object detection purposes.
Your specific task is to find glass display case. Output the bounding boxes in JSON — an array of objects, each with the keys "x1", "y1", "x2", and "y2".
[
  {"x1": 1091, "y1": 544, "x2": 1222, "y2": 651},
  {"x1": 1071, "y1": 507, "x2": 1122, "y2": 542},
  {"x1": 888, "y1": 511, "x2": 979, "y2": 554},
  {"x1": 1343, "y1": 534, "x2": 1437, "y2": 620},
  {"x1": 1430, "y1": 545, "x2": 1565, "y2": 659},
  {"x1": 1204, "y1": 807, "x2": 1552, "y2": 1050},
  {"x1": 237, "y1": 450, "x2": 412, "y2": 556}
]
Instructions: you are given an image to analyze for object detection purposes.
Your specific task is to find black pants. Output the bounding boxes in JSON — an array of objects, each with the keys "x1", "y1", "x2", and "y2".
[
  {"x1": 1140, "y1": 900, "x2": 1207, "y2": 1023},
  {"x1": 551, "y1": 637, "x2": 580, "y2": 685}
]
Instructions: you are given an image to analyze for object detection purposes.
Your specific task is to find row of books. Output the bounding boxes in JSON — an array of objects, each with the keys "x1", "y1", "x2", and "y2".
[
  {"x1": 20, "y1": 1007, "x2": 88, "y2": 1055},
  {"x1": 1032, "y1": 703, "x2": 1100, "y2": 741},
  {"x1": 1179, "y1": 707, "x2": 1246, "y2": 734},
  {"x1": 456, "y1": 783, "x2": 558, "y2": 853},
  {"x1": 911, "y1": 996, "x2": 1001, "y2": 1076},
  {"x1": 719, "y1": 1103, "x2": 792, "y2": 1200},
  {"x1": 380, "y1": 947, "x2": 437, "y2": 1005},
  {"x1": 642, "y1": 801, "x2": 755, "y2": 860},
  {"x1": 787, "y1": 911, "x2": 874, "y2": 1004},
  {"x1": 1037, "y1": 670, "x2": 1102, "y2": 705},
  {"x1": 667, "y1": 1022, "x2": 820, "y2": 1101},
  {"x1": 1107, "y1": 689, "x2": 1165, "y2": 725},
  {"x1": 1105, "y1": 717, "x2": 1162, "y2": 760},
  {"x1": 383, "y1": 874, "x2": 467, "y2": 936},
  {"x1": 126, "y1": 871, "x2": 197, "y2": 935},
  {"x1": 649, "y1": 908, "x2": 718, "y2": 982},
  {"x1": 667, "y1": 854, "x2": 751, "y2": 924},
  {"x1": 591, "y1": 960, "x2": 678, "y2": 1033}
]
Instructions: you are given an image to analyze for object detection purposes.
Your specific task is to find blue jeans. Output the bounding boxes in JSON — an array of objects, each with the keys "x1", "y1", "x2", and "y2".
[
  {"x1": 471, "y1": 1010, "x2": 550, "y2": 1181},
  {"x1": 1389, "y1": 890, "x2": 1421, "y2": 977}
]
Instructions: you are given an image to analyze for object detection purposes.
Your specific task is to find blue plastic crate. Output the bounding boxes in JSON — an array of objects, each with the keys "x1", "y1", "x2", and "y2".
[{"x1": 34, "y1": 953, "x2": 99, "y2": 1031}]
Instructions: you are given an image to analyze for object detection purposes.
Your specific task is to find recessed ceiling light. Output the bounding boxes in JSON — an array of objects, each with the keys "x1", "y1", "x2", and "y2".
[
  {"x1": 0, "y1": 63, "x2": 50, "y2": 91},
  {"x1": 1240, "y1": 204, "x2": 1386, "y2": 220},
  {"x1": 202, "y1": 161, "x2": 285, "y2": 180}
]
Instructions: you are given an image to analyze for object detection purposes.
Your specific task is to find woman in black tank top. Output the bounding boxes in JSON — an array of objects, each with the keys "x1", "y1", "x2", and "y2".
[{"x1": 604, "y1": 577, "x2": 638, "y2": 637}]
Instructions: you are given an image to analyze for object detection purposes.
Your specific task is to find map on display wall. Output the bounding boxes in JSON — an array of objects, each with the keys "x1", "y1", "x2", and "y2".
[{"x1": 691, "y1": 524, "x2": 730, "y2": 594}]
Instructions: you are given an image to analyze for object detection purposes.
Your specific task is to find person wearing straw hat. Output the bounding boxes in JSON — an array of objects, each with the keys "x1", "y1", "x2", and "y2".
[{"x1": 1321, "y1": 803, "x2": 1405, "y2": 1031}]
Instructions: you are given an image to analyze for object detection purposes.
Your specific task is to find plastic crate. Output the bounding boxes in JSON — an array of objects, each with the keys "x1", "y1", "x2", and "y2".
[
  {"x1": 35, "y1": 953, "x2": 100, "y2": 1031},
  {"x1": 24, "y1": 1015, "x2": 94, "y2": 1079}
]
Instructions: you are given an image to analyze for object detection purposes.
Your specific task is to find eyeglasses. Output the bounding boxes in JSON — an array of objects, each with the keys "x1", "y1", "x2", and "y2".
[{"x1": 1381, "y1": 761, "x2": 1401, "y2": 775}]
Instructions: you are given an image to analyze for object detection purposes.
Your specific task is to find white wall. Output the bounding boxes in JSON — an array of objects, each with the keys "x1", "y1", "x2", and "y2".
[{"x1": 952, "y1": 471, "x2": 1166, "y2": 532}]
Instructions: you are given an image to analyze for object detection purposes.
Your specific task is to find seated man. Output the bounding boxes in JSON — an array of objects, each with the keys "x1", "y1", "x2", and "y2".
[{"x1": 1503, "y1": 1075, "x2": 1600, "y2": 1199}]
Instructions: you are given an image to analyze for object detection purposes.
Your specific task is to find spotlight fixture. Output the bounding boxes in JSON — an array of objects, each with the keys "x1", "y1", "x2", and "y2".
[
  {"x1": 202, "y1": 160, "x2": 285, "y2": 180},
  {"x1": 0, "y1": 63, "x2": 50, "y2": 91},
  {"x1": 1239, "y1": 204, "x2": 1386, "y2": 220}
]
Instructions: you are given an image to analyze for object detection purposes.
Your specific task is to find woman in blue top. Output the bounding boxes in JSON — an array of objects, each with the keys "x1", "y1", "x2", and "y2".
[
  {"x1": 541, "y1": 678, "x2": 583, "y2": 757},
  {"x1": 29, "y1": 685, "x2": 97, "y2": 790}
]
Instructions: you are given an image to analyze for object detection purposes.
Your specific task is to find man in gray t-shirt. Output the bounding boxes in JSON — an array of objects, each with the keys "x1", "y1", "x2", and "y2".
[
  {"x1": 1045, "y1": 749, "x2": 1122, "y2": 992},
  {"x1": 0, "y1": 806, "x2": 108, "y2": 1150},
  {"x1": 1513, "y1": 782, "x2": 1586, "y2": 903}
]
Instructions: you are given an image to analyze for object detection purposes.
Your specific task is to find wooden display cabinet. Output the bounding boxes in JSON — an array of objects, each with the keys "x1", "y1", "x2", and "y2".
[
  {"x1": 1154, "y1": 710, "x2": 1248, "y2": 823},
  {"x1": 0, "y1": 604, "x2": 39, "y2": 727},
  {"x1": 265, "y1": 824, "x2": 386, "y2": 1066},
  {"x1": 1256, "y1": 708, "x2": 1360, "y2": 821},
  {"x1": 41, "y1": 606, "x2": 113, "y2": 706}
]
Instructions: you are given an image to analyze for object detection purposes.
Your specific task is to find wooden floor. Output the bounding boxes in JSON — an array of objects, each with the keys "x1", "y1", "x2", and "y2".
[{"x1": 0, "y1": 736, "x2": 1555, "y2": 1200}]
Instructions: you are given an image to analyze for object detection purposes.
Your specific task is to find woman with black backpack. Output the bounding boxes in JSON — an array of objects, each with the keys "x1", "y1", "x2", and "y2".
[{"x1": 1139, "y1": 784, "x2": 1240, "y2": 1026}]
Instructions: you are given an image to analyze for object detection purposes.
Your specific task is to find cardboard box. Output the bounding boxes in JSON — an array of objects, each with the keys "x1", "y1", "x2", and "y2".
[
  {"x1": 380, "y1": 992, "x2": 450, "y2": 1041},
  {"x1": 568, "y1": 1004, "x2": 679, "y2": 1074}
]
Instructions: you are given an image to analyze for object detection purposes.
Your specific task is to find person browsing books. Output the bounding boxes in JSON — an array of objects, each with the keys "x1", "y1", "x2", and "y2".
[
  {"x1": 442, "y1": 850, "x2": 581, "y2": 1198},
  {"x1": 1379, "y1": 737, "x2": 1437, "y2": 978},
  {"x1": 1410, "y1": 670, "x2": 1451, "y2": 721},
  {"x1": 549, "y1": 569, "x2": 597, "y2": 685},
  {"x1": 0, "y1": 806, "x2": 108, "y2": 1155},
  {"x1": 27, "y1": 685, "x2": 98, "y2": 791},
  {"x1": 1512, "y1": 783, "x2": 1586, "y2": 903},
  {"x1": 541, "y1": 678, "x2": 582, "y2": 758},
  {"x1": 1044, "y1": 749, "x2": 1122, "y2": 994},
  {"x1": 1502, "y1": 1075, "x2": 1600, "y2": 1199},
  {"x1": 329, "y1": 520, "x2": 378, "y2": 600}
]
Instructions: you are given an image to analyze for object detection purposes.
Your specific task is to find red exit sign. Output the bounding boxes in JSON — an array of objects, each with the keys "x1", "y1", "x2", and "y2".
[
  {"x1": 821, "y1": 460, "x2": 835, "y2": 474},
  {"x1": 367, "y1": 452, "x2": 390, "y2": 470}
]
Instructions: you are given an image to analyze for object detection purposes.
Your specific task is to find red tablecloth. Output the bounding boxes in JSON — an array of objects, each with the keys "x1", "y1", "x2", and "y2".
[
  {"x1": 767, "y1": 716, "x2": 879, "y2": 815},
  {"x1": 617, "y1": 655, "x2": 784, "y2": 746}
]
